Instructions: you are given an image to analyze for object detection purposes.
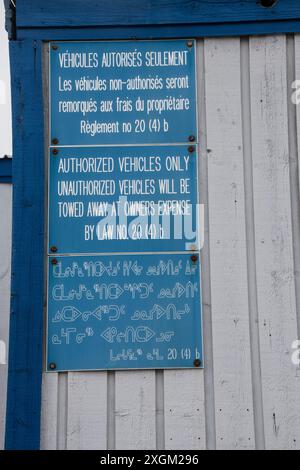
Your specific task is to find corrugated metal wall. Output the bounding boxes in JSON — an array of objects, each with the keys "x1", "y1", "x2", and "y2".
[
  {"x1": 0, "y1": 183, "x2": 12, "y2": 449},
  {"x1": 1, "y1": 34, "x2": 300, "y2": 450}
]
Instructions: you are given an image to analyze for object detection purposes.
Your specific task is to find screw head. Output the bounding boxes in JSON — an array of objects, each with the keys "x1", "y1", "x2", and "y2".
[
  {"x1": 49, "y1": 362, "x2": 57, "y2": 370},
  {"x1": 194, "y1": 359, "x2": 201, "y2": 368},
  {"x1": 51, "y1": 258, "x2": 58, "y2": 266},
  {"x1": 191, "y1": 254, "x2": 198, "y2": 263},
  {"x1": 51, "y1": 44, "x2": 58, "y2": 51},
  {"x1": 50, "y1": 246, "x2": 58, "y2": 253},
  {"x1": 52, "y1": 148, "x2": 58, "y2": 155},
  {"x1": 188, "y1": 146, "x2": 195, "y2": 153},
  {"x1": 187, "y1": 40, "x2": 194, "y2": 48},
  {"x1": 52, "y1": 138, "x2": 59, "y2": 145},
  {"x1": 189, "y1": 135, "x2": 196, "y2": 142}
]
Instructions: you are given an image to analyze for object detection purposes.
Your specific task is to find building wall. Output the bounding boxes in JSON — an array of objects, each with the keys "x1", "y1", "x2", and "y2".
[
  {"x1": 1, "y1": 34, "x2": 300, "y2": 450},
  {"x1": 0, "y1": 2, "x2": 12, "y2": 450},
  {"x1": 0, "y1": 183, "x2": 12, "y2": 450}
]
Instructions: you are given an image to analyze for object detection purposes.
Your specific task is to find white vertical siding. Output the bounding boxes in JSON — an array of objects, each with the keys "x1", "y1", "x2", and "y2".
[
  {"x1": 2, "y1": 34, "x2": 300, "y2": 450},
  {"x1": 67, "y1": 372, "x2": 107, "y2": 450},
  {"x1": 115, "y1": 371, "x2": 156, "y2": 449},
  {"x1": 0, "y1": 2, "x2": 12, "y2": 158},
  {"x1": 204, "y1": 37, "x2": 255, "y2": 450},
  {"x1": 249, "y1": 35, "x2": 300, "y2": 450},
  {"x1": 0, "y1": 184, "x2": 12, "y2": 450},
  {"x1": 40, "y1": 372, "x2": 58, "y2": 450},
  {"x1": 164, "y1": 370, "x2": 205, "y2": 449}
]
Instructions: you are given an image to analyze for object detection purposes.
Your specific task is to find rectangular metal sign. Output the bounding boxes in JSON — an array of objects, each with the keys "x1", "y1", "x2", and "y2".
[
  {"x1": 49, "y1": 145, "x2": 199, "y2": 254},
  {"x1": 49, "y1": 40, "x2": 197, "y2": 146},
  {"x1": 47, "y1": 39, "x2": 202, "y2": 371},
  {"x1": 47, "y1": 254, "x2": 203, "y2": 371}
]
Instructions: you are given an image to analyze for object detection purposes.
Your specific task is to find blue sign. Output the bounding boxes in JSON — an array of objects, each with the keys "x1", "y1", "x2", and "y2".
[
  {"x1": 49, "y1": 146, "x2": 199, "y2": 254},
  {"x1": 47, "y1": 39, "x2": 202, "y2": 372},
  {"x1": 47, "y1": 254, "x2": 203, "y2": 371},
  {"x1": 50, "y1": 40, "x2": 197, "y2": 145}
]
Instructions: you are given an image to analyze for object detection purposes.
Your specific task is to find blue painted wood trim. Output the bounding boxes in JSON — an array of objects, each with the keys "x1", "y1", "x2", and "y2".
[
  {"x1": 0, "y1": 157, "x2": 12, "y2": 184},
  {"x1": 5, "y1": 39, "x2": 45, "y2": 450},
  {"x1": 17, "y1": 20, "x2": 300, "y2": 41},
  {"x1": 15, "y1": 0, "x2": 300, "y2": 35}
]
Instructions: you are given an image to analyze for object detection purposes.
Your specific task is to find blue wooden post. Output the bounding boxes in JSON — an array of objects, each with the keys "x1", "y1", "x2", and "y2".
[{"x1": 5, "y1": 39, "x2": 45, "y2": 450}]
